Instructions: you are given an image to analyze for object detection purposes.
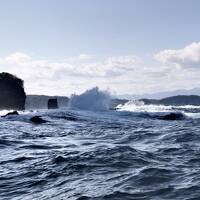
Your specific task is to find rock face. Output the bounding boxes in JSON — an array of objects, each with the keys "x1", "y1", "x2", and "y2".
[
  {"x1": 158, "y1": 113, "x2": 185, "y2": 120},
  {"x1": 25, "y1": 95, "x2": 69, "y2": 109},
  {"x1": 0, "y1": 72, "x2": 26, "y2": 110},
  {"x1": 30, "y1": 116, "x2": 47, "y2": 124},
  {"x1": 48, "y1": 98, "x2": 58, "y2": 109}
]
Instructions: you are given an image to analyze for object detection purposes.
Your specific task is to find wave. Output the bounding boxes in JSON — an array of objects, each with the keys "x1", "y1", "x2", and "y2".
[
  {"x1": 116, "y1": 100, "x2": 200, "y2": 120},
  {"x1": 0, "y1": 110, "x2": 16, "y2": 116},
  {"x1": 117, "y1": 100, "x2": 173, "y2": 113},
  {"x1": 117, "y1": 100, "x2": 200, "y2": 112},
  {"x1": 1, "y1": 100, "x2": 200, "y2": 123},
  {"x1": 69, "y1": 87, "x2": 110, "y2": 111}
]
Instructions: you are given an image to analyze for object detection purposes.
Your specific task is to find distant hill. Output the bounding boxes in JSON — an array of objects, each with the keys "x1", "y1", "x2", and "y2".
[
  {"x1": 141, "y1": 95, "x2": 200, "y2": 106},
  {"x1": 115, "y1": 88, "x2": 200, "y2": 100}
]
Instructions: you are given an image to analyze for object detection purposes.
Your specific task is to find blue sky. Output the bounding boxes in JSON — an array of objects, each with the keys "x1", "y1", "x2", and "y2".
[{"x1": 0, "y1": 0, "x2": 200, "y2": 95}]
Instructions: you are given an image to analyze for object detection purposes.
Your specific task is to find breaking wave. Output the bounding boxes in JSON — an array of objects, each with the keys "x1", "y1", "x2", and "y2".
[
  {"x1": 1, "y1": 99, "x2": 200, "y2": 199},
  {"x1": 69, "y1": 87, "x2": 110, "y2": 111},
  {"x1": 117, "y1": 100, "x2": 200, "y2": 119},
  {"x1": 117, "y1": 100, "x2": 173, "y2": 112}
]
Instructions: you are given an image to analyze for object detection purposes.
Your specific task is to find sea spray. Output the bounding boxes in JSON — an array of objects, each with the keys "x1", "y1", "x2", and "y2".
[
  {"x1": 69, "y1": 87, "x2": 110, "y2": 111},
  {"x1": 117, "y1": 100, "x2": 173, "y2": 112}
]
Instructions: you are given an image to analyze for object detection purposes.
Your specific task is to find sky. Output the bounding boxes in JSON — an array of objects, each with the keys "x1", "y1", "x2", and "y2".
[{"x1": 0, "y1": 0, "x2": 200, "y2": 96}]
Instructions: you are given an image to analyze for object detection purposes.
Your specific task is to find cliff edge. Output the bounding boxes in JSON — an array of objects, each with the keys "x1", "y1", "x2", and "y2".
[{"x1": 0, "y1": 72, "x2": 26, "y2": 110}]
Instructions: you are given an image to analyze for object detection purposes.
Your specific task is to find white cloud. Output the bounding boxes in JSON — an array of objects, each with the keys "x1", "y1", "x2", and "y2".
[
  {"x1": 1, "y1": 46, "x2": 200, "y2": 96},
  {"x1": 0, "y1": 52, "x2": 31, "y2": 64},
  {"x1": 78, "y1": 54, "x2": 94, "y2": 60},
  {"x1": 106, "y1": 55, "x2": 141, "y2": 66},
  {"x1": 0, "y1": 52, "x2": 141, "y2": 95},
  {"x1": 154, "y1": 42, "x2": 200, "y2": 68},
  {"x1": 67, "y1": 54, "x2": 94, "y2": 62}
]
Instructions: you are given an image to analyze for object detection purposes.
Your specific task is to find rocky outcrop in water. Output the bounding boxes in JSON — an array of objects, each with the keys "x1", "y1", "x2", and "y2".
[
  {"x1": 0, "y1": 72, "x2": 26, "y2": 110},
  {"x1": 158, "y1": 112, "x2": 185, "y2": 120},
  {"x1": 48, "y1": 98, "x2": 58, "y2": 109},
  {"x1": 30, "y1": 116, "x2": 47, "y2": 124}
]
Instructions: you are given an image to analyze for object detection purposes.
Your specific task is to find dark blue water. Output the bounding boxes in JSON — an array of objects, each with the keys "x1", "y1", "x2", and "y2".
[{"x1": 0, "y1": 108, "x2": 200, "y2": 200}]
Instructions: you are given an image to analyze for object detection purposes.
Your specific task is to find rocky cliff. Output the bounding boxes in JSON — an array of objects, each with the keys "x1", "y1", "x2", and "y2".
[
  {"x1": 0, "y1": 72, "x2": 26, "y2": 110},
  {"x1": 48, "y1": 98, "x2": 58, "y2": 109},
  {"x1": 25, "y1": 95, "x2": 69, "y2": 109}
]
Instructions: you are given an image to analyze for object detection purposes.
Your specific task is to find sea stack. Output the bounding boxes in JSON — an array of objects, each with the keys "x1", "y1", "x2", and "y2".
[
  {"x1": 48, "y1": 98, "x2": 58, "y2": 109},
  {"x1": 0, "y1": 72, "x2": 26, "y2": 110}
]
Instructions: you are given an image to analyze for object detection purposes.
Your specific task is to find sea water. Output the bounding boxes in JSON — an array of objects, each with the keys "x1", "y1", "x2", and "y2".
[{"x1": 1, "y1": 89, "x2": 200, "y2": 199}]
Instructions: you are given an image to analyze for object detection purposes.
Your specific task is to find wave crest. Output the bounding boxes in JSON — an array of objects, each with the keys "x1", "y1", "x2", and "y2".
[{"x1": 69, "y1": 87, "x2": 110, "y2": 111}]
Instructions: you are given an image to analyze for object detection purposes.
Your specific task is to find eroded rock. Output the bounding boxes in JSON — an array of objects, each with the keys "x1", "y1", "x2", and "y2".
[{"x1": 30, "y1": 116, "x2": 47, "y2": 124}]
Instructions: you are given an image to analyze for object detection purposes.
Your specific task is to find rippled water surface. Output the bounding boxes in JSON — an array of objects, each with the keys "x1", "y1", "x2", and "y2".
[{"x1": 1, "y1": 107, "x2": 200, "y2": 200}]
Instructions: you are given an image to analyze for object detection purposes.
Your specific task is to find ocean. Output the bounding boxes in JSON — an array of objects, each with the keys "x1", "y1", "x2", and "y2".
[{"x1": 1, "y1": 100, "x2": 200, "y2": 199}]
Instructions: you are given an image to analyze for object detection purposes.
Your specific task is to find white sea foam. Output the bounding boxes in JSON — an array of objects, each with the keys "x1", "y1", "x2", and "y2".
[
  {"x1": 117, "y1": 100, "x2": 173, "y2": 113},
  {"x1": 0, "y1": 110, "x2": 14, "y2": 116},
  {"x1": 183, "y1": 112, "x2": 200, "y2": 119},
  {"x1": 116, "y1": 100, "x2": 200, "y2": 119}
]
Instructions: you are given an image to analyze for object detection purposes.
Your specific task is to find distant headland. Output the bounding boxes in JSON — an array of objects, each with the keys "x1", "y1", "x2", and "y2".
[
  {"x1": 140, "y1": 95, "x2": 200, "y2": 106},
  {"x1": 1, "y1": 72, "x2": 200, "y2": 111}
]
